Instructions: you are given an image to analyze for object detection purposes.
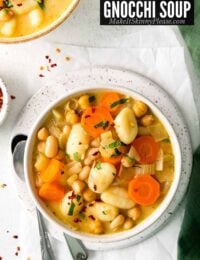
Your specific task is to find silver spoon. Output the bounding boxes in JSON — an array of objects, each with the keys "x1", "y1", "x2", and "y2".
[{"x1": 13, "y1": 139, "x2": 88, "y2": 260}]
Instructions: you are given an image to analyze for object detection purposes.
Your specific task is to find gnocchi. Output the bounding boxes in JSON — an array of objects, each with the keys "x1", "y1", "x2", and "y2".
[{"x1": 33, "y1": 91, "x2": 174, "y2": 235}]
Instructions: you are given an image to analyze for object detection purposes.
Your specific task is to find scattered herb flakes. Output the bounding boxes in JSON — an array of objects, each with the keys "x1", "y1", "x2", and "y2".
[
  {"x1": 102, "y1": 211, "x2": 107, "y2": 215},
  {"x1": 35, "y1": 0, "x2": 45, "y2": 9},
  {"x1": 78, "y1": 212, "x2": 85, "y2": 219},
  {"x1": 65, "y1": 56, "x2": 70, "y2": 61},
  {"x1": 95, "y1": 161, "x2": 102, "y2": 170},
  {"x1": 56, "y1": 48, "x2": 61, "y2": 53},
  {"x1": 125, "y1": 154, "x2": 136, "y2": 163},
  {"x1": 76, "y1": 194, "x2": 81, "y2": 202},
  {"x1": 112, "y1": 172, "x2": 116, "y2": 176},
  {"x1": 111, "y1": 148, "x2": 121, "y2": 157},
  {"x1": 94, "y1": 120, "x2": 109, "y2": 130},
  {"x1": 73, "y1": 152, "x2": 80, "y2": 162},
  {"x1": 0, "y1": 183, "x2": 7, "y2": 189},
  {"x1": 106, "y1": 140, "x2": 121, "y2": 149},
  {"x1": 162, "y1": 138, "x2": 170, "y2": 143},
  {"x1": 110, "y1": 98, "x2": 129, "y2": 108},
  {"x1": 89, "y1": 95, "x2": 96, "y2": 103},
  {"x1": 68, "y1": 202, "x2": 75, "y2": 216},
  {"x1": 3, "y1": 0, "x2": 13, "y2": 8}
]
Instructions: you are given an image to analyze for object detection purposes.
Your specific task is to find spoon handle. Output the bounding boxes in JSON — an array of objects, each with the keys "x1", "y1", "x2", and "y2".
[
  {"x1": 36, "y1": 209, "x2": 55, "y2": 260},
  {"x1": 63, "y1": 233, "x2": 88, "y2": 260}
]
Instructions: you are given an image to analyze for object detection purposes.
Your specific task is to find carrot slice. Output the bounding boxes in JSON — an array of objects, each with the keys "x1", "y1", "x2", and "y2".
[
  {"x1": 133, "y1": 136, "x2": 159, "y2": 164},
  {"x1": 39, "y1": 182, "x2": 65, "y2": 201},
  {"x1": 101, "y1": 154, "x2": 123, "y2": 165},
  {"x1": 128, "y1": 175, "x2": 160, "y2": 206},
  {"x1": 101, "y1": 92, "x2": 122, "y2": 113},
  {"x1": 81, "y1": 106, "x2": 113, "y2": 137},
  {"x1": 40, "y1": 159, "x2": 63, "y2": 183}
]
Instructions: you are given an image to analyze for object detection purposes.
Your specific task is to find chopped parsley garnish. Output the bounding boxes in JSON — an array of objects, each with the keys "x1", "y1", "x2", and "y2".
[
  {"x1": 89, "y1": 95, "x2": 96, "y2": 103},
  {"x1": 78, "y1": 212, "x2": 85, "y2": 219},
  {"x1": 110, "y1": 98, "x2": 129, "y2": 108},
  {"x1": 3, "y1": 0, "x2": 13, "y2": 8},
  {"x1": 112, "y1": 172, "x2": 116, "y2": 176},
  {"x1": 76, "y1": 194, "x2": 81, "y2": 202},
  {"x1": 68, "y1": 202, "x2": 75, "y2": 216},
  {"x1": 125, "y1": 154, "x2": 136, "y2": 163},
  {"x1": 102, "y1": 211, "x2": 107, "y2": 215},
  {"x1": 94, "y1": 120, "x2": 109, "y2": 130},
  {"x1": 73, "y1": 152, "x2": 80, "y2": 162},
  {"x1": 106, "y1": 140, "x2": 121, "y2": 149},
  {"x1": 35, "y1": 0, "x2": 45, "y2": 9},
  {"x1": 96, "y1": 161, "x2": 102, "y2": 170},
  {"x1": 111, "y1": 148, "x2": 121, "y2": 157},
  {"x1": 162, "y1": 138, "x2": 170, "y2": 143}
]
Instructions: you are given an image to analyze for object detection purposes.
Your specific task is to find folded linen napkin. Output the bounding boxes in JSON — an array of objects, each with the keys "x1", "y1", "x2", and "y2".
[{"x1": 178, "y1": 1, "x2": 200, "y2": 259}]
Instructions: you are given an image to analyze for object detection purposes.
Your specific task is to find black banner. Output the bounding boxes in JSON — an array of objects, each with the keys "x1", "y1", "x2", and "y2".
[{"x1": 100, "y1": 0, "x2": 194, "y2": 25}]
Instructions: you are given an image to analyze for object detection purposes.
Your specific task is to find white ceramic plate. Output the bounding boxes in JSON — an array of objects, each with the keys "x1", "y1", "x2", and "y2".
[
  {"x1": 10, "y1": 68, "x2": 192, "y2": 250},
  {"x1": 0, "y1": 78, "x2": 10, "y2": 126}
]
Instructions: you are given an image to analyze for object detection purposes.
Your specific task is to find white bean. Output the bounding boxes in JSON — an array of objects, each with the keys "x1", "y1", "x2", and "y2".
[
  {"x1": 114, "y1": 107, "x2": 138, "y2": 144},
  {"x1": 45, "y1": 135, "x2": 58, "y2": 158},
  {"x1": 123, "y1": 218, "x2": 134, "y2": 230},
  {"x1": 110, "y1": 214, "x2": 125, "y2": 230},
  {"x1": 79, "y1": 166, "x2": 90, "y2": 180},
  {"x1": 72, "y1": 180, "x2": 86, "y2": 194},
  {"x1": 101, "y1": 187, "x2": 135, "y2": 209},
  {"x1": 37, "y1": 127, "x2": 49, "y2": 141}
]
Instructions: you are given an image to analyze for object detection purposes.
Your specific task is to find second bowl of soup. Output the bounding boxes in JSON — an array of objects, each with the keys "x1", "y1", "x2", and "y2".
[
  {"x1": 0, "y1": 0, "x2": 79, "y2": 43},
  {"x1": 24, "y1": 87, "x2": 181, "y2": 242}
]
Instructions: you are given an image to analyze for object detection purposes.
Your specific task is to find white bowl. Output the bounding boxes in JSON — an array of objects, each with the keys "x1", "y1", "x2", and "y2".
[
  {"x1": 24, "y1": 86, "x2": 181, "y2": 243},
  {"x1": 0, "y1": 79, "x2": 10, "y2": 126}
]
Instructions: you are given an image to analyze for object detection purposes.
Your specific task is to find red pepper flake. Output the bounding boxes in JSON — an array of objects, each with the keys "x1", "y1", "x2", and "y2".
[
  {"x1": 17, "y1": 3, "x2": 22, "y2": 6},
  {"x1": 0, "y1": 257, "x2": 2, "y2": 260},
  {"x1": 82, "y1": 206, "x2": 86, "y2": 212},
  {"x1": 95, "y1": 198, "x2": 101, "y2": 202},
  {"x1": 45, "y1": 55, "x2": 49, "y2": 59},
  {"x1": 85, "y1": 115, "x2": 91, "y2": 119},
  {"x1": 56, "y1": 48, "x2": 61, "y2": 53},
  {"x1": 93, "y1": 184, "x2": 97, "y2": 191},
  {"x1": 50, "y1": 63, "x2": 57, "y2": 68},
  {"x1": 89, "y1": 215, "x2": 95, "y2": 221},
  {"x1": 10, "y1": 95, "x2": 16, "y2": 100},
  {"x1": 68, "y1": 191, "x2": 76, "y2": 200},
  {"x1": 0, "y1": 88, "x2": 3, "y2": 110},
  {"x1": 39, "y1": 74, "x2": 45, "y2": 78},
  {"x1": 13, "y1": 235, "x2": 18, "y2": 239},
  {"x1": 73, "y1": 218, "x2": 81, "y2": 223}
]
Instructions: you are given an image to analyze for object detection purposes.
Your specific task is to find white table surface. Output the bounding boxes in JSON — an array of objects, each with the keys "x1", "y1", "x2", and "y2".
[{"x1": 0, "y1": 1, "x2": 199, "y2": 260}]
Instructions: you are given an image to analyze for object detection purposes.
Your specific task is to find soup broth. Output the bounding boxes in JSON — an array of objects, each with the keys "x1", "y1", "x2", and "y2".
[{"x1": 32, "y1": 91, "x2": 174, "y2": 235}]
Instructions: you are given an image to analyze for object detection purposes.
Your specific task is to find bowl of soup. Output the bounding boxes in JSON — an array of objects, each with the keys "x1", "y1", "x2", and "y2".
[
  {"x1": 24, "y1": 86, "x2": 181, "y2": 242},
  {"x1": 0, "y1": 0, "x2": 79, "y2": 43}
]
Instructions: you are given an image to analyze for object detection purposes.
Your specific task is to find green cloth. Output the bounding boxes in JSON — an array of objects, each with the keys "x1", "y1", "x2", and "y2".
[
  {"x1": 178, "y1": 147, "x2": 200, "y2": 259},
  {"x1": 178, "y1": 3, "x2": 200, "y2": 259}
]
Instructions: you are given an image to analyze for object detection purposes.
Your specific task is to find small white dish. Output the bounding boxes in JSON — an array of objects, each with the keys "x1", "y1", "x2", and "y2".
[{"x1": 0, "y1": 79, "x2": 9, "y2": 126}]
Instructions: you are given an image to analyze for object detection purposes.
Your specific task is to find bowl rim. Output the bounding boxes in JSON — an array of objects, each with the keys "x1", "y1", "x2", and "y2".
[
  {"x1": 24, "y1": 85, "x2": 182, "y2": 243},
  {"x1": 0, "y1": 79, "x2": 9, "y2": 126},
  {"x1": 0, "y1": 0, "x2": 80, "y2": 44}
]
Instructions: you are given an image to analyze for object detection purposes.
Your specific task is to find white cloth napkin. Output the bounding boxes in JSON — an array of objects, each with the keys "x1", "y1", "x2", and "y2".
[{"x1": 0, "y1": 27, "x2": 199, "y2": 260}]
